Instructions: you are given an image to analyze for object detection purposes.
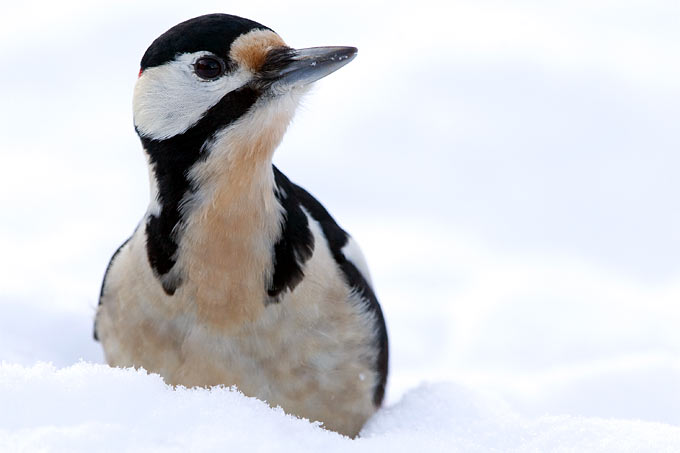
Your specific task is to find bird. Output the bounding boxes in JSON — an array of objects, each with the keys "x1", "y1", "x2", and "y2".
[{"x1": 93, "y1": 13, "x2": 388, "y2": 438}]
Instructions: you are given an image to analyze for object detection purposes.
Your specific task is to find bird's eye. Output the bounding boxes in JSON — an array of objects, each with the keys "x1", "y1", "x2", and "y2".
[{"x1": 194, "y1": 57, "x2": 226, "y2": 80}]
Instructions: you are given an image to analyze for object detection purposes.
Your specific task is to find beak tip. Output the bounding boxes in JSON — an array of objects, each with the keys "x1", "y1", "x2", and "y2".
[{"x1": 342, "y1": 46, "x2": 358, "y2": 60}]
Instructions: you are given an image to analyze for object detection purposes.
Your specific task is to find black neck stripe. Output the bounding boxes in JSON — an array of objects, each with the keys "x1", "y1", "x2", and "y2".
[
  {"x1": 142, "y1": 86, "x2": 260, "y2": 293},
  {"x1": 267, "y1": 167, "x2": 315, "y2": 300}
]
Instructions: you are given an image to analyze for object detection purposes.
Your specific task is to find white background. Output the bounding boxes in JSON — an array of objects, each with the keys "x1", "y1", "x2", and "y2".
[{"x1": 1, "y1": 0, "x2": 679, "y2": 430}]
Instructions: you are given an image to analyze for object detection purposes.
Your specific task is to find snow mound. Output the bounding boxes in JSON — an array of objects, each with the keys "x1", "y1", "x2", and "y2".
[{"x1": 2, "y1": 363, "x2": 679, "y2": 452}]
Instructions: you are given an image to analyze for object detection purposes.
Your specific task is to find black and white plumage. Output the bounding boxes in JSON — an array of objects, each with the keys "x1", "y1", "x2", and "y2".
[{"x1": 94, "y1": 14, "x2": 388, "y2": 437}]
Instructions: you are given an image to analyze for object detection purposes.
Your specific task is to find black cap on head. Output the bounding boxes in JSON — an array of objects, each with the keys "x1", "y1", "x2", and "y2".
[{"x1": 140, "y1": 14, "x2": 272, "y2": 71}]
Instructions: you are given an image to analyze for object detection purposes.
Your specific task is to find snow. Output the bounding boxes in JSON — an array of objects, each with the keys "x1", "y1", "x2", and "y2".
[
  {"x1": 2, "y1": 0, "x2": 680, "y2": 450},
  {"x1": 3, "y1": 363, "x2": 679, "y2": 452}
]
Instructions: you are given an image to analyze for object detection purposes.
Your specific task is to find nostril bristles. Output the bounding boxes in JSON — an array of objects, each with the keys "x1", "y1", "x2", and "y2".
[{"x1": 258, "y1": 47, "x2": 297, "y2": 80}]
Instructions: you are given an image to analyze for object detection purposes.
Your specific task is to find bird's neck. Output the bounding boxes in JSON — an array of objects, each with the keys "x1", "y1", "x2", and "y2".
[
  {"x1": 176, "y1": 151, "x2": 281, "y2": 330},
  {"x1": 142, "y1": 96, "x2": 296, "y2": 318}
]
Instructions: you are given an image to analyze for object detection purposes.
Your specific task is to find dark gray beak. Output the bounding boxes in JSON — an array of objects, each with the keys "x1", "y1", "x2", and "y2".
[{"x1": 258, "y1": 46, "x2": 357, "y2": 91}]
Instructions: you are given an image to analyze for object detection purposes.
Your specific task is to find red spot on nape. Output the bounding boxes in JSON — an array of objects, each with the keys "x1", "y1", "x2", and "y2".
[{"x1": 138, "y1": 68, "x2": 143, "y2": 78}]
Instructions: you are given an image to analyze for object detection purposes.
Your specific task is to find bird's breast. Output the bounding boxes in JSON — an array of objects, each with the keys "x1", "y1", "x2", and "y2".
[
  {"x1": 175, "y1": 171, "x2": 281, "y2": 331},
  {"x1": 97, "y1": 217, "x2": 379, "y2": 437}
]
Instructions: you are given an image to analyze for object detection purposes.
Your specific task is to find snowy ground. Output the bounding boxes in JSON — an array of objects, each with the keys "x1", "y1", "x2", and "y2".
[
  {"x1": 3, "y1": 363, "x2": 680, "y2": 452},
  {"x1": 1, "y1": 0, "x2": 680, "y2": 451}
]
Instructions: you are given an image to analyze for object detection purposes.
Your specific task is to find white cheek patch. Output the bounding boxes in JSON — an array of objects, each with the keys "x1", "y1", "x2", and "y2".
[{"x1": 133, "y1": 52, "x2": 252, "y2": 141}]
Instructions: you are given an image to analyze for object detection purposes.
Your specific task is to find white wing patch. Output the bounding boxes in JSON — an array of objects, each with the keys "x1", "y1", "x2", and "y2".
[{"x1": 342, "y1": 236, "x2": 374, "y2": 287}]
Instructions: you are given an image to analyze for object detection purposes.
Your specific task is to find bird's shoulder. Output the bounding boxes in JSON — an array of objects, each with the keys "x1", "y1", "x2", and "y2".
[{"x1": 270, "y1": 165, "x2": 375, "y2": 294}]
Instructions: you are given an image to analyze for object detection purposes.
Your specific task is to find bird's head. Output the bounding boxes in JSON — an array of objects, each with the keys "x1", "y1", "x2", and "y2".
[
  {"x1": 132, "y1": 13, "x2": 357, "y2": 143},
  {"x1": 130, "y1": 15, "x2": 356, "y2": 294}
]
